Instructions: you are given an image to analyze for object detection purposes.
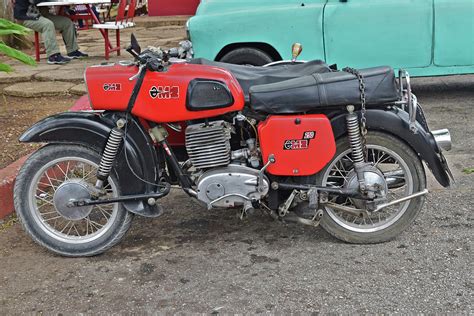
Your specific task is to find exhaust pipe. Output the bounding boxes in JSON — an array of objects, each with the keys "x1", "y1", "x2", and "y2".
[{"x1": 432, "y1": 129, "x2": 452, "y2": 151}]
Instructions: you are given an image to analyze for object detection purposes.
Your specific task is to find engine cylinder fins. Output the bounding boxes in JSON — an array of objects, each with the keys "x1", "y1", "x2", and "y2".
[{"x1": 185, "y1": 120, "x2": 232, "y2": 169}]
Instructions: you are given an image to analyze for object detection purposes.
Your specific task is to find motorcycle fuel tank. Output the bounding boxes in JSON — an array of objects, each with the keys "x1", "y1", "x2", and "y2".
[
  {"x1": 85, "y1": 63, "x2": 245, "y2": 122},
  {"x1": 258, "y1": 114, "x2": 336, "y2": 176}
]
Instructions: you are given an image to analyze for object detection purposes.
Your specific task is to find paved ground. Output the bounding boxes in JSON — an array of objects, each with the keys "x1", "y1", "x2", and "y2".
[{"x1": 0, "y1": 75, "x2": 472, "y2": 313}]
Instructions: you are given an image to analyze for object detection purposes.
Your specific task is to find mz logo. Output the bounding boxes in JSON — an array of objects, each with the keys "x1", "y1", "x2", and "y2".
[
  {"x1": 149, "y1": 86, "x2": 179, "y2": 99},
  {"x1": 103, "y1": 83, "x2": 121, "y2": 91},
  {"x1": 283, "y1": 131, "x2": 317, "y2": 150}
]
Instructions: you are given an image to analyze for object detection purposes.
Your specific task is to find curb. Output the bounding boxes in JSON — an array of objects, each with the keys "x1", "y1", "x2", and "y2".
[{"x1": 0, "y1": 155, "x2": 29, "y2": 219}]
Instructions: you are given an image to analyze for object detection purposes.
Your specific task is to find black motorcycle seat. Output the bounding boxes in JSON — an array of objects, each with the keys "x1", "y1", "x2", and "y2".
[
  {"x1": 249, "y1": 66, "x2": 400, "y2": 114},
  {"x1": 189, "y1": 58, "x2": 332, "y2": 101}
]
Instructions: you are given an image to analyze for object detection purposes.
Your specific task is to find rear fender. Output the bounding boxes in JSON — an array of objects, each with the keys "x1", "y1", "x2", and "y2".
[
  {"x1": 330, "y1": 107, "x2": 452, "y2": 188},
  {"x1": 19, "y1": 111, "x2": 161, "y2": 212}
]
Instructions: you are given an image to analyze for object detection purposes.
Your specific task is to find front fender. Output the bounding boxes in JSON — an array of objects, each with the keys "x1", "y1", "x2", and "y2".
[
  {"x1": 20, "y1": 111, "x2": 160, "y2": 197},
  {"x1": 330, "y1": 107, "x2": 452, "y2": 188}
]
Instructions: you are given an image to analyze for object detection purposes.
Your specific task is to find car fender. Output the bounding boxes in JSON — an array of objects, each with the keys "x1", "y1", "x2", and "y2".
[
  {"x1": 189, "y1": 2, "x2": 326, "y2": 62},
  {"x1": 329, "y1": 107, "x2": 452, "y2": 188}
]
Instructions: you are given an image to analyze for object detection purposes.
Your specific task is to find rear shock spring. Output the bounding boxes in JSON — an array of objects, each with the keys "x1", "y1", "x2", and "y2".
[
  {"x1": 96, "y1": 120, "x2": 126, "y2": 188},
  {"x1": 346, "y1": 105, "x2": 364, "y2": 164}
]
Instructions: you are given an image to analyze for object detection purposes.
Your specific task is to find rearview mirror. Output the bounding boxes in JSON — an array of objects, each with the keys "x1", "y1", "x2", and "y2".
[{"x1": 130, "y1": 34, "x2": 141, "y2": 55}]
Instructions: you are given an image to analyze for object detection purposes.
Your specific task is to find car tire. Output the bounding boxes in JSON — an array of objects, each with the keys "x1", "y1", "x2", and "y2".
[{"x1": 219, "y1": 47, "x2": 274, "y2": 66}]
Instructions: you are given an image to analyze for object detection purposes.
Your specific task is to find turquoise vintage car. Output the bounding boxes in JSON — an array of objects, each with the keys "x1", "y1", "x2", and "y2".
[{"x1": 188, "y1": 0, "x2": 474, "y2": 76}]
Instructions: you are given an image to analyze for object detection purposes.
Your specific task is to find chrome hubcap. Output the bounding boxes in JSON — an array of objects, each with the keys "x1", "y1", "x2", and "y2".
[{"x1": 53, "y1": 180, "x2": 93, "y2": 221}]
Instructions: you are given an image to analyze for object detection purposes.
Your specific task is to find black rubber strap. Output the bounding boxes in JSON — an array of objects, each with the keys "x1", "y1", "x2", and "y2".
[{"x1": 126, "y1": 66, "x2": 147, "y2": 113}]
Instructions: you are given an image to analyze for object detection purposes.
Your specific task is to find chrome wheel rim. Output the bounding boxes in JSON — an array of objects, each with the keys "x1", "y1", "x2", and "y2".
[
  {"x1": 28, "y1": 156, "x2": 119, "y2": 244},
  {"x1": 322, "y1": 145, "x2": 414, "y2": 233}
]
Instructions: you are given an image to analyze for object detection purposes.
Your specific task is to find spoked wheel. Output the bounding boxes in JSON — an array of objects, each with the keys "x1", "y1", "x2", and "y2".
[
  {"x1": 14, "y1": 145, "x2": 133, "y2": 256},
  {"x1": 315, "y1": 132, "x2": 426, "y2": 243}
]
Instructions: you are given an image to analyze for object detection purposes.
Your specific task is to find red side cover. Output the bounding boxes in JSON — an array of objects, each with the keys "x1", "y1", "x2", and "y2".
[{"x1": 258, "y1": 114, "x2": 336, "y2": 176}]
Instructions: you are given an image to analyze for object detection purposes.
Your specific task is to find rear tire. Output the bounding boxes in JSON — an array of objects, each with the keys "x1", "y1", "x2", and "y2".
[
  {"x1": 315, "y1": 131, "x2": 426, "y2": 244},
  {"x1": 219, "y1": 47, "x2": 273, "y2": 66},
  {"x1": 14, "y1": 144, "x2": 133, "y2": 257}
]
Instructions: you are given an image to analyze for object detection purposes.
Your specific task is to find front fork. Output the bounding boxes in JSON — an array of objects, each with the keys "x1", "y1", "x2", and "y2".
[{"x1": 94, "y1": 118, "x2": 126, "y2": 191}]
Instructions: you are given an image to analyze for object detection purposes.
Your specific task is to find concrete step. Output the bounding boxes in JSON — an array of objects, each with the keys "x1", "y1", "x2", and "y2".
[{"x1": 133, "y1": 15, "x2": 191, "y2": 28}]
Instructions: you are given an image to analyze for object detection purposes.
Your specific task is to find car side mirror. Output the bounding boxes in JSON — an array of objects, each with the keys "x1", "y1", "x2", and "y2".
[{"x1": 291, "y1": 43, "x2": 303, "y2": 62}]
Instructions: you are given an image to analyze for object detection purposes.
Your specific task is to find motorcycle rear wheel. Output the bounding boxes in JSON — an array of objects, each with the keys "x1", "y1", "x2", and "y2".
[
  {"x1": 315, "y1": 131, "x2": 426, "y2": 244},
  {"x1": 14, "y1": 144, "x2": 133, "y2": 257}
]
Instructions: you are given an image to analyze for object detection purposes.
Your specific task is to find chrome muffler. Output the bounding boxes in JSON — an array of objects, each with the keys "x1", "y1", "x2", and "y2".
[{"x1": 432, "y1": 129, "x2": 452, "y2": 151}]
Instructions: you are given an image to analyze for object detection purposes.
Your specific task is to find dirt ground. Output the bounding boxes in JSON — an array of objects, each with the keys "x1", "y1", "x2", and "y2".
[
  {"x1": 0, "y1": 95, "x2": 76, "y2": 169},
  {"x1": 0, "y1": 75, "x2": 472, "y2": 313}
]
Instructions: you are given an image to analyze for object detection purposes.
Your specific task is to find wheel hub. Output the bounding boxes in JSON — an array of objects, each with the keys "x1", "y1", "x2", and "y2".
[
  {"x1": 53, "y1": 179, "x2": 93, "y2": 220},
  {"x1": 345, "y1": 166, "x2": 388, "y2": 209}
]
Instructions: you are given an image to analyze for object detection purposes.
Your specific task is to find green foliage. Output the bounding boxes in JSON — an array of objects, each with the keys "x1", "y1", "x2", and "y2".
[
  {"x1": 0, "y1": 18, "x2": 36, "y2": 72},
  {"x1": 462, "y1": 168, "x2": 474, "y2": 175}
]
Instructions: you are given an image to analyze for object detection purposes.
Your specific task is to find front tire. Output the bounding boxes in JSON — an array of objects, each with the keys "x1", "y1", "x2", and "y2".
[
  {"x1": 14, "y1": 144, "x2": 133, "y2": 257},
  {"x1": 219, "y1": 47, "x2": 273, "y2": 66},
  {"x1": 316, "y1": 131, "x2": 426, "y2": 244}
]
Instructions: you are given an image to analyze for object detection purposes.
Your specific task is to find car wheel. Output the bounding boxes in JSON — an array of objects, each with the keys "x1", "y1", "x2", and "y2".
[{"x1": 220, "y1": 47, "x2": 274, "y2": 66}]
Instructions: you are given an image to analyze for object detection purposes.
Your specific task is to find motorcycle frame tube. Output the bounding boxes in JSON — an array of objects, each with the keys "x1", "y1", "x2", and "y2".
[
  {"x1": 328, "y1": 107, "x2": 452, "y2": 188},
  {"x1": 19, "y1": 111, "x2": 162, "y2": 214}
]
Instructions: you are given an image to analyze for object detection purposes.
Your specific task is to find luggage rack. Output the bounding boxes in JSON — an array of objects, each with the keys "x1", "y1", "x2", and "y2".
[{"x1": 396, "y1": 69, "x2": 418, "y2": 133}]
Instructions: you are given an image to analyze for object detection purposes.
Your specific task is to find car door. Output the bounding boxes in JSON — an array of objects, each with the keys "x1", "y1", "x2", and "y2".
[
  {"x1": 323, "y1": 0, "x2": 433, "y2": 69},
  {"x1": 434, "y1": 0, "x2": 474, "y2": 66}
]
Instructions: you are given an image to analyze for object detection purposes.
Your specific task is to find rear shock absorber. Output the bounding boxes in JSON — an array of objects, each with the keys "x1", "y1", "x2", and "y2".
[
  {"x1": 95, "y1": 119, "x2": 126, "y2": 190},
  {"x1": 346, "y1": 105, "x2": 364, "y2": 164},
  {"x1": 346, "y1": 105, "x2": 367, "y2": 191}
]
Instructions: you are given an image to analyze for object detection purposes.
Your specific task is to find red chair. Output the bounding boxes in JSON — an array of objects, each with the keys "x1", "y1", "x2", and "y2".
[
  {"x1": 105, "y1": 0, "x2": 136, "y2": 27},
  {"x1": 68, "y1": 5, "x2": 95, "y2": 30},
  {"x1": 92, "y1": 0, "x2": 129, "y2": 60}
]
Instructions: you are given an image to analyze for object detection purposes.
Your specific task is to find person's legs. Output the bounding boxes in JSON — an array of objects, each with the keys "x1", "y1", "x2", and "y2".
[
  {"x1": 22, "y1": 17, "x2": 60, "y2": 57},
  {"x1": 42, "y1": 12, "x2": 79, "y2": 54}
]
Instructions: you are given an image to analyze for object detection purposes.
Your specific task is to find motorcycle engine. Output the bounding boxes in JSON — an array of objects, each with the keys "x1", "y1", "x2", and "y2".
[{"x1": 185, "y1": 120, "x2": 269, "y2": 208}]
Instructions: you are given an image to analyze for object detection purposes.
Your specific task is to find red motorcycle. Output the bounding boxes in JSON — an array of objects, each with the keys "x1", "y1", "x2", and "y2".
[{"x1": 14, "y1": 36, "x2": 453, "y2": 256}]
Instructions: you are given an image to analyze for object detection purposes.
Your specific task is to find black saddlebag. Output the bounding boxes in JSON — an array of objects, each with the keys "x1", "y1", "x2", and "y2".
[{"x1": 249, "y1": 66, "x2": 399, "y2": 114}]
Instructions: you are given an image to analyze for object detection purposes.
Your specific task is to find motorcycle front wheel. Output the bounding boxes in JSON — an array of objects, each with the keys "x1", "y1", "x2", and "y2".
[
  {"x1": 14, "y1": 144, "x2": 133, "y2": 257},
  {"x1": 315, "y1": 131, "x2": 426, "y2": 244}
]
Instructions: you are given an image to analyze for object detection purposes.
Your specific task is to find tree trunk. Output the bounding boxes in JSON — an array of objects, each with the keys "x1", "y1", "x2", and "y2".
[{"x1": 0, "y1": 0, "x2": 33, "y2": 49}]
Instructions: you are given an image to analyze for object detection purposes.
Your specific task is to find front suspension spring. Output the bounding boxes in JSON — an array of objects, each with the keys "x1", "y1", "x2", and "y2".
[
  {"x1": 96, "y1": 127, "x2": 124, "y2": 183},
  {"x1": 346, "y1": 106, "x2": 364, "y2": 164}
]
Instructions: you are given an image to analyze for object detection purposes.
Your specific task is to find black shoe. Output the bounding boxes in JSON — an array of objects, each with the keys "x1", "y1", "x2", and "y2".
[
  {"x1": 47, "y1": 53, "x2": 71, "y2": 64},
  {"x1": 67, "y1": 50, "x2": 89, "y2": 59}
]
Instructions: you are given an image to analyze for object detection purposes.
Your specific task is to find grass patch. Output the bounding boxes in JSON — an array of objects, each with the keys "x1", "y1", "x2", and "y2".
[
  {"x1": 462, "y1": 168, "x2": 474, "y2": 175},
  {"x1": 0, "y1": 214, "x2": 17, "y2": 232}
]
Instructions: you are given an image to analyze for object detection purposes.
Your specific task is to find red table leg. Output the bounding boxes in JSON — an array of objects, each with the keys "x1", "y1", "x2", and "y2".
[{"x1": 34, "y1": 32, "x2": 41, "y2": 62}]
